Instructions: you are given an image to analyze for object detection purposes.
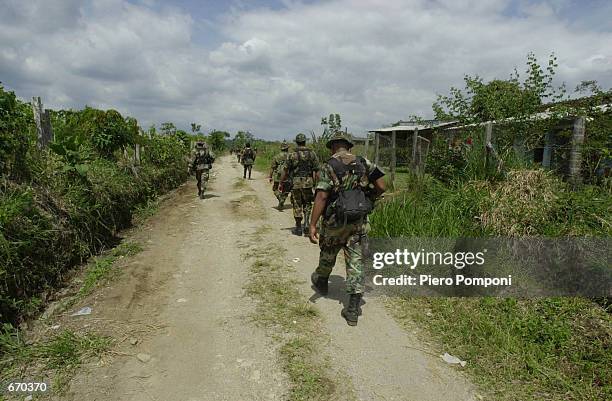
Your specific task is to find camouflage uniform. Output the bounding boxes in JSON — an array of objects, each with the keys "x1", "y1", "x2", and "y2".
[
  {"x1": 241, "y1": 146, "x2": 255, "y2": 179},
  {"x1": 190, "y1": 143, "x2": 215, "y2": 199},
  {"x1": 313, "y1": 149, "x2": 383, "y2": 294},
  {"x1": 270, "y1": 143, "x2": 290, "y2": 207},
  {"x1": 284, "y1": 134, "x2": 319, "y2": 235}
]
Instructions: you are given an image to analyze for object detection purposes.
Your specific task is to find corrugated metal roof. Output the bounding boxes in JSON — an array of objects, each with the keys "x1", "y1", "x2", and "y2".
[{"x1": 368, "y1": 121, "x2": 457, "y2": 133}]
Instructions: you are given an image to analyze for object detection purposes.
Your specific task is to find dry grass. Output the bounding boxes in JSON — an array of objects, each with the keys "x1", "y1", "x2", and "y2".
[{"x1": 480, "y1": 169, "x2": 565, "y2": 236}]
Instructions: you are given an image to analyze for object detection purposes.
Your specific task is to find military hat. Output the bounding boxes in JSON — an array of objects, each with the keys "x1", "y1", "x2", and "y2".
[
  {"x1": 325, "y1": 131, "x2": 354, "y2": 149},
  {"x1": 195, "y1": 141, "x2": 206, "y2": 148},
  {"x1": 280, "y1": 140, "x2": 289, "y2": 150},
  {"x1": 295, "y1": 133, "x2": 307, "y2": 143}
]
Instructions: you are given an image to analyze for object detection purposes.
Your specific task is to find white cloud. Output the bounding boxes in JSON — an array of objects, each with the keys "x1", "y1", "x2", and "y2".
[{"x1": 1, "y1": 0, "x2": 611, "y2": 139}]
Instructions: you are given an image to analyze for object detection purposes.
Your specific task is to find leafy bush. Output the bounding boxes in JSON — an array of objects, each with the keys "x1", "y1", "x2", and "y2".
[{"x1": 0, "y1": 91, "x2": 189, "y2": 326}]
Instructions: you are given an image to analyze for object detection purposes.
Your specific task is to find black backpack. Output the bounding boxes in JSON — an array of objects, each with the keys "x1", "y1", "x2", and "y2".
[{"x1": 327, "y1": 157, "x2": 373, "y2": 224}]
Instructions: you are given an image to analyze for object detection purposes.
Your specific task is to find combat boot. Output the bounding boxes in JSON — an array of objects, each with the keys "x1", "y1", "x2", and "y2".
[
  {"x1": 311, "y1": 272, "x2": 328, "y2": 295},
  {"x1": 292, "y1": 218, "x2": 303, "y2": 236},
  {"x1": 277, "y1": 199, "x2": 284, "y2": 210},
  {"x1": 341, "y1": 293, "x2": 362, "y2": 326}
]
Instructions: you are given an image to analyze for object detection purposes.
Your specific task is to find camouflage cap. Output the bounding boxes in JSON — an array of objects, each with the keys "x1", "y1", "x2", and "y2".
[
  {"x1": 280, "y1": 140, "x2": 289, "y2": 150},
  {"x1": 295, "y1": 133, "x2": 307, "y2": 143},
  {"x1": 195, "y1": 141, "x2": 206, "y2": 148},
  {"x1": 325, "y1": 131, "x2": 354, "y2": 149}
]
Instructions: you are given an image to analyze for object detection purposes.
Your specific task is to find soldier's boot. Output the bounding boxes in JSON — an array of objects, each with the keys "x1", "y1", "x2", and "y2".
[
  {"x1": 277, "y1": 199, "x2": 284, "y2": 210},
  {"x1": 292, "y1": 218, "x2": 303, "y2": 236},
  {"x1": 310, "y1": 272, "x2": 328, "y2": 296},
  {"x1": 341, "y1": 293, "x2": 362, "y2": 326},
  {"x1": 302, "y1": 211, "x2": 311, "y2": 235}
]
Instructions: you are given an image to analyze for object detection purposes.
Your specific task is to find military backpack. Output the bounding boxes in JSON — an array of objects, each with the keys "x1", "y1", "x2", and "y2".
[{"x1": 326, "y1": 156, "x2": 373, "y2": 224}]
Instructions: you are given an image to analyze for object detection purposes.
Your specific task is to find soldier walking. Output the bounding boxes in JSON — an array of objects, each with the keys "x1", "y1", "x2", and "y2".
[
  {"x1": 190, "y1": 141, "x2": 215, "y2": 199},
  {"x1": 241, "y1": 143, "x2": 256, "y2": 179},
  {"x1": 308, "y1": 132, "x2": 385, "y2": 326},
  {"x1": 280, "y1": 133, "x2": 319, "y2": 236},
  {"x1": 268, "y1": 141, "x2": 291, "y2": 210}
]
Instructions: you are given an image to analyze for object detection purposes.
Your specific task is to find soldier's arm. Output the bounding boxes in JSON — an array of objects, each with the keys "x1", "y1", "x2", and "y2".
[
  {"x1": 365, "y1": 158, "x2": 386, "y2": 196},
  {"x1": 279, "y1": 156, "x2": 293, "y2": 183},
  {"x1": 311, "y1": 152, "x2": 320, "y2": 181},
  {"x1": 309, "y1": 190, "x2": 328, "y2": 244}
]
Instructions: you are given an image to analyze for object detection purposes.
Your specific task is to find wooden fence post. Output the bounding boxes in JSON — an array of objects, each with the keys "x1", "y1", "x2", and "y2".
[
  {"x1": 484, "y1": 121, "x2": 493, "y2": 169},
  {"x1": 568, "y1": 117, "x2": 585, "y2": 186},
  {"x1": 542, "y1": 132, "x2": 553, "y2": 169},
  {"x1": 411, "y1": 127, "x2": 418, "y2": 171},
  {"x1": 391, "y1": 130, "x2": 396, "y2": 185},
  {"x1": 374, "y1": 132, "x2": 380, "y2": 165},
  {"x1": 31, "y1": 97, "x2": 53, "y2": 148},
  {"x1": 364, "y1": 134, "x2": 369, "y2": 158},
  {"x1": 135, "y1": 144, "x2": 141, "y2": 164}
]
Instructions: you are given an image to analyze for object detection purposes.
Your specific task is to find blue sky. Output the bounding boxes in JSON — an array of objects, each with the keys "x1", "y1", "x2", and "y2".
[{"x1": 1, "y1": 0, "x2": 611, "y2": 139}]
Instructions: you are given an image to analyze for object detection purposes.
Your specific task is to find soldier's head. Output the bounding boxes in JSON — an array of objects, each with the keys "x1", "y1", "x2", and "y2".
[
  {"x1": 245, "y1": 143, "x2": 251, "y2": 148},
  {"x1": 295, "y1": 133, "x2": 307, "y2": 146},
  {"x1": 280, "y1": 141, "x2": 289, "y2": 151},
  {"x1": 196, "y1": 141, "x2": 206, "y2": 149},
  {"x1": 326, "y1": 132, "x2": 354, "y2": 152}
]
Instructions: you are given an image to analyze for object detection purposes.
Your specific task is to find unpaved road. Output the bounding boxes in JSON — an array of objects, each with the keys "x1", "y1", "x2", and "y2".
[{"x1": 60, "y1": 155, "x2": 477, "y2": 401}]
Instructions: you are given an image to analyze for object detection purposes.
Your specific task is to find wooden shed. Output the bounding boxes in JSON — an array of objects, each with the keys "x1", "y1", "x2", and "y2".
[{"x1": 368, "y1": 120, "x2": 458, "y2": 183}]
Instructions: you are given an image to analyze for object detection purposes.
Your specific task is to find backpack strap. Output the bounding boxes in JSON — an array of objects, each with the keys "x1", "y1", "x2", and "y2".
[{"x1": 327, "y1": 157, "x2": 348, "y2": 187}]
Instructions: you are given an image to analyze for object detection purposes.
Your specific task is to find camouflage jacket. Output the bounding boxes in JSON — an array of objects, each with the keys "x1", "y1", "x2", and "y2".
[
  {"x1": 191, "y1": 149, "x2": 215, "y2": 171},
  {"x1": 271, "y1": 151, "x2": 290, "y2": 182},
  {"x1": 241, "y1": 148, "x2": 255, "y2": 165},
  {"x1": 316, "y1": 149, "x2": 384, "y2": 227},
  {"x1": 284, "y1": 146, "x2": 319, "y2": 189}
]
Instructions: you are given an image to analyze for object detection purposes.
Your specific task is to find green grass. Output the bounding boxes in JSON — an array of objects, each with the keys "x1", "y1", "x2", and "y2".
[
  {"x1": 132, "y1": 198, "x2": 160, "y2": 224},
  {"x1": 78, "y1": 242, "x2": 142, "y2": 297},
  {"x1": 242, "y1": 227, "x2": 354, "y2": 401},
  {"x1": 386, "y1": 297, "x2": 611, "y2": 401},
  {"x1": 372, "y1": 170, "x2": 611, "y2": 401},
  {"x1": 0, "y1": 326, "x2": 112, "y2": 395}
]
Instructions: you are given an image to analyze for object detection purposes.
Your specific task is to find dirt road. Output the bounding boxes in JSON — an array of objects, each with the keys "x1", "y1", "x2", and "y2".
[{"x1": 61, "y1": 155, "x2": 477, "y2": 401}]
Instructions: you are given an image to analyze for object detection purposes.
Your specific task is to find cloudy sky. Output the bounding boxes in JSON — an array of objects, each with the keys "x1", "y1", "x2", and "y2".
[{"x1": 1, "y1": 0, "x2": 611, "y2": 139}]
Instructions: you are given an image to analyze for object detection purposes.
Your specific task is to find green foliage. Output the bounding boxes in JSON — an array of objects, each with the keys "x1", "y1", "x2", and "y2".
[
  {"x1": 208, "y1": 130, "x2": 230, "y2": 151},
  {"x1": 190, "y1": 122, "x2": 201, "y2": 134},
  {"x1": 434, "y1": 53, "x2": 564, "y2": 124},
  {"x1": 0, "y1": 90, "x2": 190, "y2": 326},
  {"x1": 0, "y1": 84, "x2": 34, "y2": 179},
  {"x1": 320, "y1": 113, "x2": 342, "y2": 133},
  {"x1": 390, "y1": 296, "x2": 611, "y2": 401},
  {"x1": 232, "y1": 130, "x2": 254, "y2": 149},
  {"x1": 51, "y1": 107, "x2": 137, "y2": 161},
  {"x1": 160, "y1": 121, "x2": 176, "y2": 135}
]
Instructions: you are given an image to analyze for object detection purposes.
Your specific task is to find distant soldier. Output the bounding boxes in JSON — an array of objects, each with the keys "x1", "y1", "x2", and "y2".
[
  {"x1": 241, "y1": 143, "x2": 256, "y2": 179},
  {"x1": 308, "y1": 131, "x2": 385, "y2": 326},
  {"x1": 280, "y1": 133, "x2": 319, "y2": 236},
  {"x1": 190, "y1": 141, "x2": 215, "y2": 199},
  {"x1": 268, "y1": 141, "x2": 291, "y2": 209},
  {"x1": 236, "y1": 147, "x2": 242, "y2": 162}
]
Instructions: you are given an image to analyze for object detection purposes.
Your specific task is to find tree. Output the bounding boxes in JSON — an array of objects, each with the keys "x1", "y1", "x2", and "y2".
[
  {"x1": 160, "y1": 122, "x2": 176, "y2": 136},
  {"x1": 322, "y1": 113, "x2": 342, "y2": 133},
  {"x1": 191, "y1": 123, "x2": 201, "y2": 134},
  {"x1": 208, "y1": 130, "x2": 231, "y2": 151},
  {"x1": 433, "y1": 53, "x2": 565, "y2": 124}
]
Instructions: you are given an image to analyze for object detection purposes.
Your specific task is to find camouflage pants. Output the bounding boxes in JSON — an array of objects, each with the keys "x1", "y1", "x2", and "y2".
[
  {"x1": 243, "y1": 164, "x2": 253, "y2": 178},
  {"x1": 195, "y1": 169, "x2": 210, "y2": 192},
  {"x1": 272, "y1": 181, "x2": 289, "y2": 204},
  {"x1": 290, "y1": 187, "x2": 314, "y2": 220},
  {"x1": 315, "y1": 224, "x2": 365, "y2": 294}
]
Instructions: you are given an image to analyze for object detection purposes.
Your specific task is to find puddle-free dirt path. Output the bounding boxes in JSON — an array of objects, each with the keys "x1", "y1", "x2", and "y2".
[{"x1": 62, "y1": 155, "x2": 476, "y2": 401}]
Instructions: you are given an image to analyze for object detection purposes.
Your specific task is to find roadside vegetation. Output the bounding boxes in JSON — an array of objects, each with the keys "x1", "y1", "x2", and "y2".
[
  {"x1": 371, "y1": 55, "x2": 611, "y2": 401},
  {"x1": 0, "y1": 84, "x2": 191, "y2": 346}
]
